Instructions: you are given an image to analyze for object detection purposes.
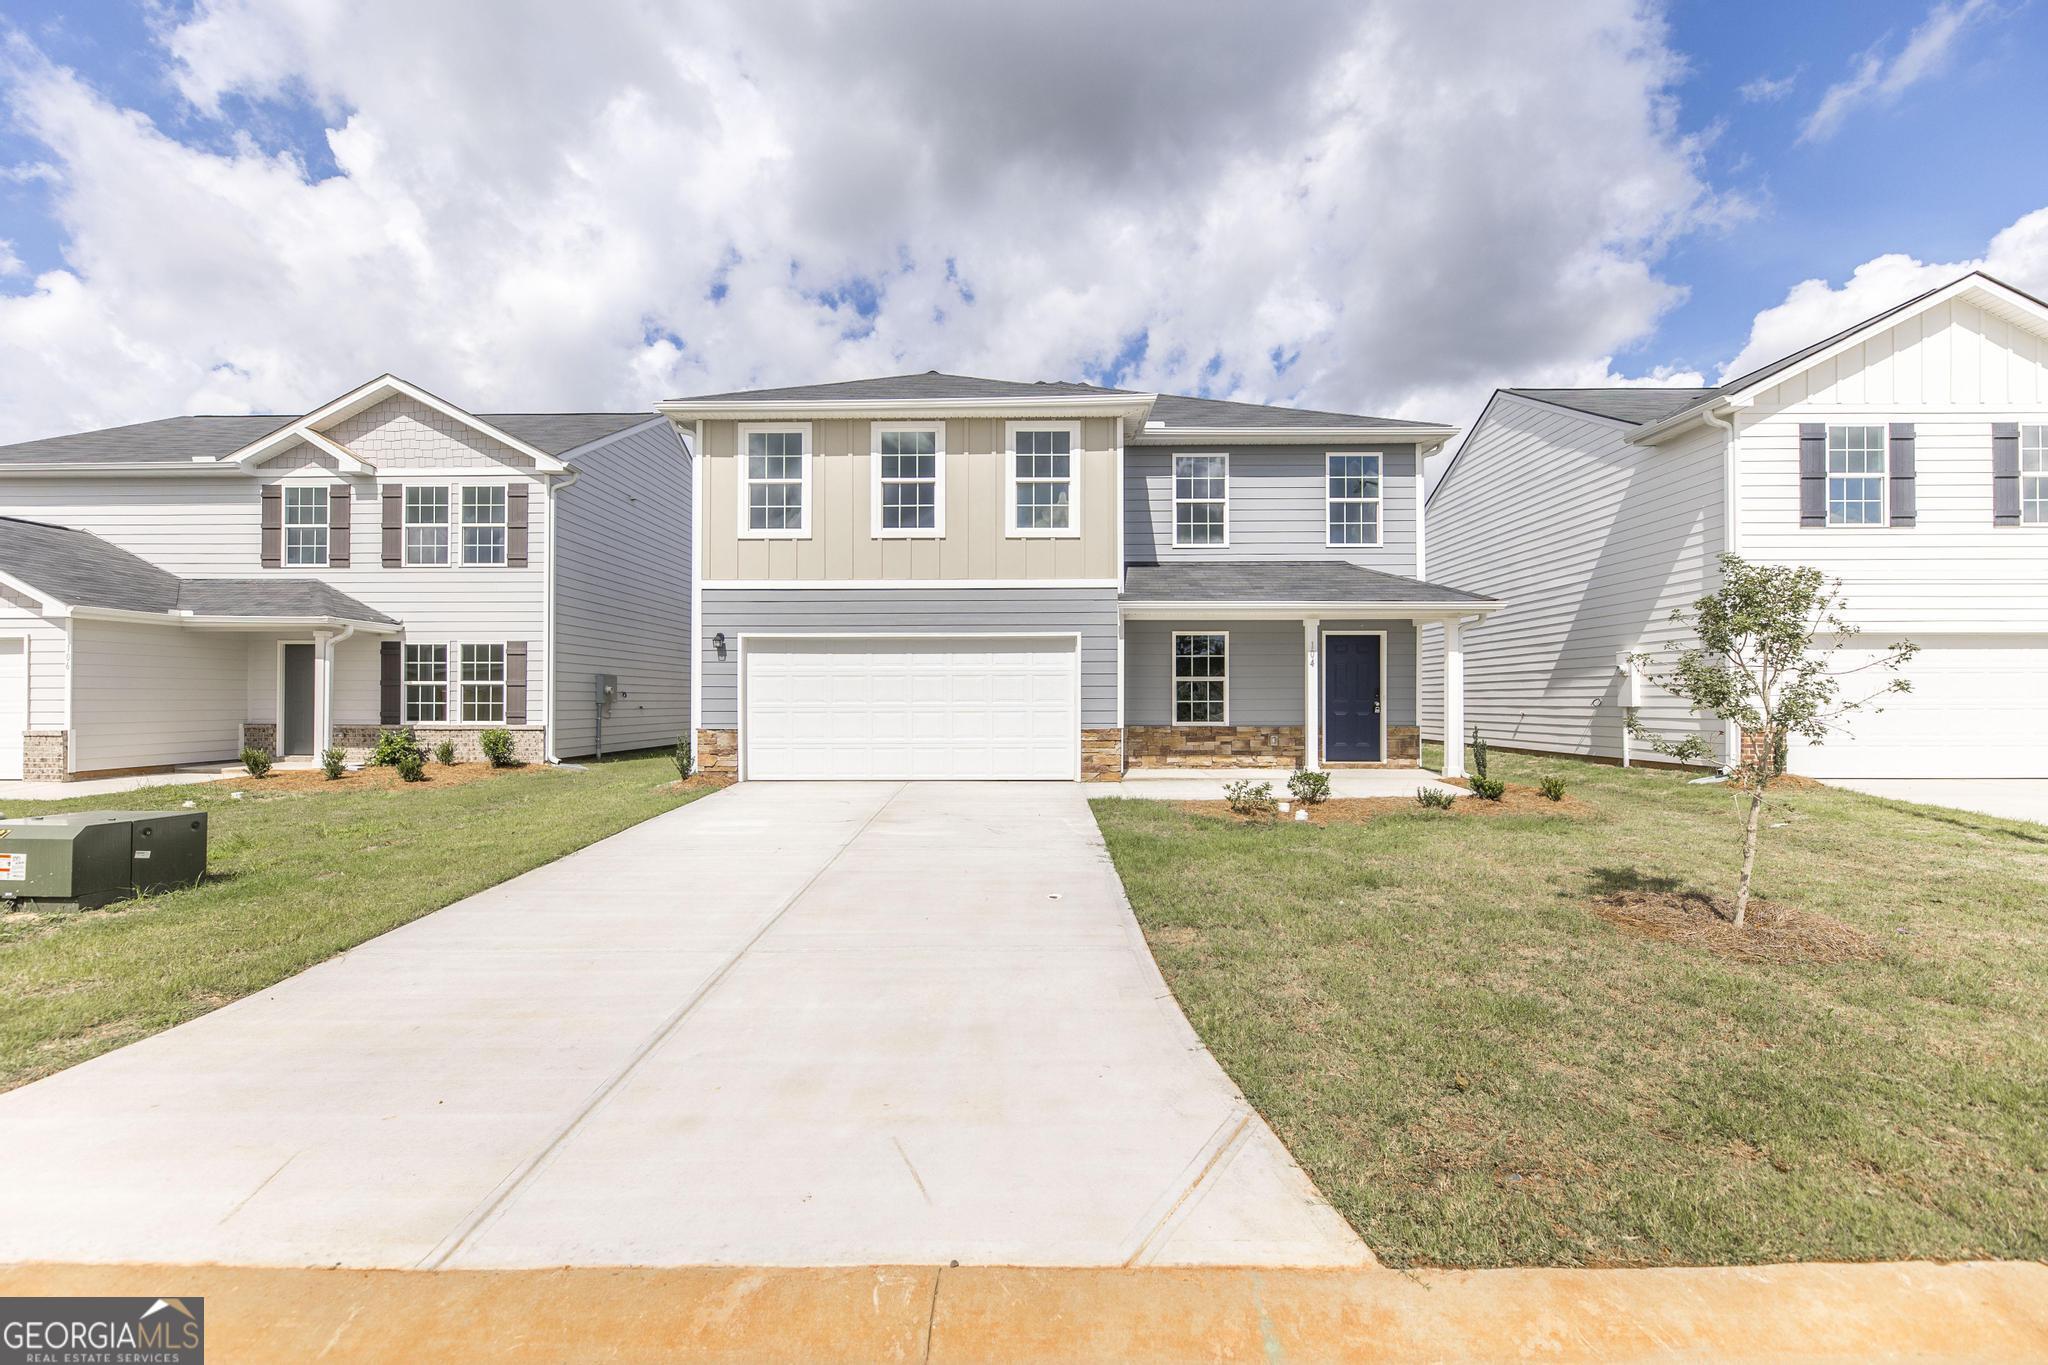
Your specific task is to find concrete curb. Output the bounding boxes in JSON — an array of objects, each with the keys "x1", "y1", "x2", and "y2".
[{"x1": 5, "y1": 1259, "x2": 2044, "y2": 1362}]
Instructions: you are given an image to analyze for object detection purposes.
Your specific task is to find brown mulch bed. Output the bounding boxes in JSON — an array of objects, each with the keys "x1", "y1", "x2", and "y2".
[
  {"x1": 1589, "y1": 888, "x2": 1882, "y2": 965},
  {"x1": 663, "y1": 773, "x2": 734, "y2": 794},
  {"x1": 1179, "y1": 783, "x2": 1589, "y2": 827},
  {"x1": 210, "y1": 762, "x2": 521, "y2": 793}
]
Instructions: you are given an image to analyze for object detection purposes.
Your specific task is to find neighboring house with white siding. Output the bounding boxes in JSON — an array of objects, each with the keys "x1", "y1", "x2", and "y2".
[
  {"x1": 658, "y1": 373, "x2": 1499, "y2": 782},
  {"x1": 1421, "y1": 272, "x2": 2048, "y2": 780},
  {"x1": 0, "y1": 374, "x2": 691, "y2": 781}
]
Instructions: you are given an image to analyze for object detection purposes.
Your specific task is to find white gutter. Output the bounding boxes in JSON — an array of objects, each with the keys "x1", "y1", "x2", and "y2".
[
  {"x1": 655, "y1": 394, "x2": 1157, "y2": 424},
  {"x1": 688, "y1": 417, "x2": 704, "y2": 759},
  {"x1": 0, "y1": 463, "x2": 255, "y2": 477},
  {"x1": 63, "y1": 605, "x2": 400, "y2": 631},
  {"x1": 319, "y1": 622, "x2": 356, "y2": 754},
  {"x1": 1127, "y1": 425, "x2": 1458, "y2": 446},
  {"x1": 1118, "y1": 599, "x2": 1501, "y2": 620}
]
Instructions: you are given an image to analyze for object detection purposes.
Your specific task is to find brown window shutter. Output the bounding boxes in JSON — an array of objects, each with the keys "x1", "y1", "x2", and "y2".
[
  {"x1": 380, "y1": 640, "x2": 402, "y2": 724},
  {"x1": 1993, "y1": 422, "x2": 2022, "y2": 525},
  {"x1": 1887, "y1": 423, "x2": 1915, "y2": 527},
  {"x1": 507, "y1": 484, "x2": 530, "y2": 567},
  {"x1": 1798, "y1": 424, "x2": 1826, "y2": 527},
  {"x1": 505, "y1": 641, "x2": 529, "y2": 724},
  {"x1": 329, "y1": 485, "x2": 352, "y2": 566},
  {"x1": 382, "y1": 486, "x2": 404, "y2": 566},
  {"x1": 261, "y1": 485, "x2": 283, "y2": 567}
]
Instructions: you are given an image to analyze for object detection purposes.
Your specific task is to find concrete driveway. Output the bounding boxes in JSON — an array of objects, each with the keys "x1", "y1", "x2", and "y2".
[
  {"x1": 0, "y1": 782, "x2": 1364, "y2": 1270},
  {"x1": 1827, "y1": 779, "x2": 2048, "y2": 827}
]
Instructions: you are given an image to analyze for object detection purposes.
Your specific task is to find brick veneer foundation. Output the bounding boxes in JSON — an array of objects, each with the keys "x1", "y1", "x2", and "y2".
[
  {"x1": 240, "y1": 723, "x2": 278, "y2": 755},
  {"x1": 695, "y1": 728, "x2": 739, "y2": 775},
  {"x1": 22, "y1": 731, "x2": 68, "y2": 781},
  {"x1": 331, "y1": 724, "x2": 546, "y2": 766},
  {"x1": 1081, "y1": 728, "x2": 1123, "y2": 781},
  {"x1": 1125, "y1": 724, "x2": 1305, "y2": 769}
]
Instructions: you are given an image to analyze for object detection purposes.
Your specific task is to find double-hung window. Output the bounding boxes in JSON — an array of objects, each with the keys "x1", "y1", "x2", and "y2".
[
  {"x1": 404, "y1": 643, "x2": 448, "y2": 722},
  {"x1": 1173, "y1": 632, "x2": 1228, "y2": 726},
  {"x1": 460, "y1": 644, "x2": 505, "y2": 722},
  {"x1": 405, "y1": 486, "x2": 451, "y2": 565},
  {"x1": 873, "y1": 423, "x2": 943, "y2": 536},
  {"x1": 1826, "y1": 425, "x2": 1886, "y2": 525},
  {"x1": 741, "y1": 425, "x2": 810, "y2": 536},
  {"x1": 1006, "y1": 422, "x2": 1078, "y2": 536},
  {"x1": 283, "y1": 486, "x2": 329, "y2": 566},
  {"x1": 461, "y1": 486, "x2": 508, "y2": 564},
  {"x1": 2023, "y1": 425, "x2": 2048, "y2": 525},
  {"x1": 1326, "y1": 453, "x2": 1381, "y2": 546},
  {"x1": 1173, "y1": 454, "x2": 1228, "y2": 547}
]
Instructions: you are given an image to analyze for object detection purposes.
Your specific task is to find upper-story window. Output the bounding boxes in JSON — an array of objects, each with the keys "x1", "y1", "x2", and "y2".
[
  {"x1": 283, "y1": 486, "x2": 329, "y2": 566},
  {"x1": 462, "y1": 485, "x2": 508, "y2": 564},
  {"x1": 1826, "y1": 425, "x2": 1886, "y2": 525},
  {"x1": 2023, "y1": 425, "x2": 2048, "y2": 525},
  {"x1": 1327, "y1": 452, "x2": 1382, "y2": 547},
  {"x1": 1006, "y1": 421, "x2": 1080, "y2": 538},
  {"x1": 405, "y1": 486, "x2": 450, "y2": 565},
  {"x1": 1173, "y1": 454, "x2": 1228, "y2": 547},
  {"x1": 873, "y1": 423, "x2": 944, "y2": 537},
  {"x1": 740, "y1": 424, "x2": 811, "y2": 538}
]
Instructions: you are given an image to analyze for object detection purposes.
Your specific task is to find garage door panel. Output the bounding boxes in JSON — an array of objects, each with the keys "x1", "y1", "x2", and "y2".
[
  {"x1": 1791, "y1": 635, "x2": 2048, "y2": 779},
  {"x1": 744, "y1": 637, "x2": 1078, "y2": 781}
]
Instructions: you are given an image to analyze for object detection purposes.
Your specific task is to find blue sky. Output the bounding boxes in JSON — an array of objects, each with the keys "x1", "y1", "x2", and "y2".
[{"x1": 0, "y1": 0, "x2": 2044, "y2": 439}]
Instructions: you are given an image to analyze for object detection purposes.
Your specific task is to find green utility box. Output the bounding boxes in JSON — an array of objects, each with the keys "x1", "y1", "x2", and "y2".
[{"x1": 0, "y1": 809, "x2": 208, "y2": 909}]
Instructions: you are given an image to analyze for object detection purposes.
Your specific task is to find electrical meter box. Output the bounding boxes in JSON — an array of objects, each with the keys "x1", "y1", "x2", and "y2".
[
  {"x1": 0, "y1": 809, "x2": 208, "y2": 909},
  {"x1": 595, "y1": 673, "x2": 619, "y2": 714}
]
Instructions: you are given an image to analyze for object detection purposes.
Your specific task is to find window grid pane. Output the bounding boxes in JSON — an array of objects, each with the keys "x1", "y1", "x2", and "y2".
[
  {"x1": 282, "y1": 486, "x2": 329, "y2": 565},
  {"x1": 1174, "y1": 455, "x2": 1227, "y2": 546},
  {"x1": 878, "y1": 430, "x2": 939, "y2": 530},
  {"x1": 747, "y1": 431, "x2": 805, "y2": 530},
  {"x1": 1326, "y1": 453, "x2": 1381, "y2": 545},
  {"x1": 1013, "y1": 431, "x2": 1074, "y2": 531},
  {"x1": 2024, "y1": 427, "x2": 2048, "y2": 525},
  {"x1": 459, "y1": 643, "x2": 506, "y2": 723},
  {"x1": 1826, "y1": 426, "x2": 1886, "y2": 524},
  {"x1": 461, "y1": 486, "x2": 508, "y2": 564},
  {"x1": 404, "y1": 486, "x2": 450, "y2": 565},
  {"x1": 404, "y1": 644, "x2": 447, "y2": 723},
  {"x1": 1173, "y1": 633, "x2": 1227, "y2": 725}
]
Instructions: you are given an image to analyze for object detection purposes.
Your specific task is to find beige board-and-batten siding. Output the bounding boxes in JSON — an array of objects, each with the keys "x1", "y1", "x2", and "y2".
[{"x1": 699, "y1": 416, "x2": 1121, "y2": 583}]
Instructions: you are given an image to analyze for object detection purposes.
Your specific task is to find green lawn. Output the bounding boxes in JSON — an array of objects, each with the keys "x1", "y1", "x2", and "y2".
[
  {"x1": 1092, "y1": 749, "x2": 2048, "y2": 1269},
  {"x1": 0, "y1": 752, "x2": 705, "y2": 1091}
]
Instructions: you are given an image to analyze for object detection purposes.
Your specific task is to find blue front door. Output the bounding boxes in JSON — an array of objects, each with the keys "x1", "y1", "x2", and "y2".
[{"x1": 1323, "y1": 633, "x2": 1382, "y2": 762}]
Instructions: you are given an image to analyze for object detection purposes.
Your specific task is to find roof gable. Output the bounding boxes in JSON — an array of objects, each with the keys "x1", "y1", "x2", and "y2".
[{"x1": 226, "y1": 375, "x2": 571, "y2": 473}]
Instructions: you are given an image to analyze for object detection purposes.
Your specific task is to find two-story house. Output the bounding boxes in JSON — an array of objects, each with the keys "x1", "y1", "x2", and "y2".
[
  {"x1": 0, "y1": 374, "x2": 692, "y2": 781},
  {"x1": 658, "y1": 373, "x2": 1499, "y2": 782},
  {"x1": 1419, "y1": 271, "x2": 2048, "y2": 780}
]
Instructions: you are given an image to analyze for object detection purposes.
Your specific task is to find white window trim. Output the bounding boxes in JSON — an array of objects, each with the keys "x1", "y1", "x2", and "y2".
[
  {"x1": 401, "y1": 484, "x2": 454, "y2": 568},
  {"x1": 403, "y1": 641, "x2": 450, "y2": 723},
  {"x1": 1003, "y1": 419, "x2": 1083, "y2": 539},
  {"x1": 869, "y1": 420, "x2": 946, "y2": 539},
  {"x1": 1171, "y1": 452, "x2": 1230, "y2": 549},
  {"x1": 1171, "y1": 629, "x2": 1229, "y2": 728},
  {"x1": 282, "y1": 484, "x2": 331, "y2": 568},
  {"x1": 1325, "y1": 451, "x2": 1384, "y2": 549},
  {"x1": 460, "y1": 484, "x2": 510, "y2": 566},
  {"x1": 458, "y1": 641, "x2": 508, "y2": 724},
  {"x1": 1824, "y1": 422, "x2": 1889, "y2": 529},
  {"x1": 2020, "y1": 423, "x2": 2048, "y2": 526},
  {"x1": 737, "y1": 422, "x2": 813, "y2": 540}
]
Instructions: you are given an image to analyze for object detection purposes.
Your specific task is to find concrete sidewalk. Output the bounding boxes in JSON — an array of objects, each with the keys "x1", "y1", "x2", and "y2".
[{"x1": 6, "y1": 1260, "x2": 2043, "y2": 1362}]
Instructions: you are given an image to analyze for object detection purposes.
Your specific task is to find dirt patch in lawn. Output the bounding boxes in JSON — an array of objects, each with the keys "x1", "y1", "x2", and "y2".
[
  {"x1": 1179, "y1": 784, "x2": 1589, "y2": 827},
  {"x1": 209, "y1": 763, "x2": 520, "y2": 794},
  {"x1": 662, "y1": 773, "x2": 735, "y2": 795},
  {"x1": 1589, "y1": 889, "x2": 1881, "y2": 965}
]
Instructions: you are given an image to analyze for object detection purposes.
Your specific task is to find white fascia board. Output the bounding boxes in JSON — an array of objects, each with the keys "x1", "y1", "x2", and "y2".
[
  {"x1": 294, "y1": 428, "x2": 374, "y2": 474},
  {"x1": 0, "y1": 463, "x2": 255, "y2": 477},
  {"x1": 226, "y1": 373, "x2": 570, "y2": 473},
  {"x1": 0, "y1": 569, "x2": 69, "y2": 616},
  {"x1": 67, "y1": 605, "x2": 400, "y2": 632},
  {"x1": 655, "y1": 394, "x2": 1158, "y2": 425},
  {"x1": 1118, "y1": 599, "x2": 1500, "y2": 620},
  {"x1": 1127, "y1": 424, "x2": 1458, "y2": 446}
]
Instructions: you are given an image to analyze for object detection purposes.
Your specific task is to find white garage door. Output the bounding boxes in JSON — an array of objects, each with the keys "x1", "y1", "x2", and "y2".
[
  {"x1": 0, "y1": 638, "x2": 23, "y2": 781},
  {"x1": 743, "y1": 636, "x2": 1079, "y2": 780},
  {"x1": 1790, "y1": 635, "x2": 2048, "y2": 779}
]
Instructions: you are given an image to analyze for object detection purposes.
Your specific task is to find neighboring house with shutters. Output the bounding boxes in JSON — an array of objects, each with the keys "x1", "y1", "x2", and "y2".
[
  {"x1": 0, "y1": 374, "x2": 690, "y2": 781},
  {"x1": 658, "y1": 373, "x2": 1499, "y2": 782},
  {"x1": 1419, "y1": 271, "x2": 2048, "y2": 780}
]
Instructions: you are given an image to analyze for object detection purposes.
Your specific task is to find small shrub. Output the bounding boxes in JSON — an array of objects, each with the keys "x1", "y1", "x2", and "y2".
[
  {"x1": 395, "y1": 749, "x2": 427, "y2": 783},
  {"x1": 479, "y1": 728, "x2": 515, "y2": 767},
  {"x1": 371, "y1": 727, "x2": 421, "y2": 767},
  {"x1": 1287, "y1": 768, "x2": 1331, "y2": 806},
  {"x1": 1538, "y1": 774, "x2": 1567, "y2": 802},
  {"x1": 672, "y1": 734, "x2": 695, "y2": 780},
  {"x1": 1468, "y1": 773, "x2": 1507, "y2": 801},
  {"x1": 1223, "y1": 779, "x2": 1278, "y2": 817},
  {"x1": 1470, "y1": 726, "x2": 1489, "y2": 780},
  {"x1": 239, "y1": 746, "x2": 273, "y2": 778},
  {"x1": 1415, "y1": 786, "x2": 1456, "y2": 811},
  {"x1": 320, "y1": 746, "x2": 346, "y2": 780},
  {"x1": 434, "y1": 740, "x2": 457, "y2": 766}
]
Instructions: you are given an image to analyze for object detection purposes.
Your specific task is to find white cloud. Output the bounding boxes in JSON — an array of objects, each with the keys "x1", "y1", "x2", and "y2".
[
  {"x1": 1715, "y1": 206, "x2": 2048, "y2": 381},
  {"x1": 1799, "y1": 0, "x2": 1992, "y2": 144},
  {"x1": 1739, "y1": 72, "x2": 1798, "y2": 103},
  {"x1": 0, "y1": 0, "x2": 1731, "y2": 444},
  {"x1": 0, "y1": 239, "x2": 21, "y2": 276}
]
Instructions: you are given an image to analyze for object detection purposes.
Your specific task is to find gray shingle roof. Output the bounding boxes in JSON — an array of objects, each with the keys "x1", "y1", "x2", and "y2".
[
  {"x1": 0, "y1": 411, "x2": 655, "y2": 466},
  {"x1": 1505, "y1": 388, "x2": 1716, "y2": 425},
  {"x1": 673, "y1": 371, "x2": 1137, "y2": 403},
  {"x1": 1121, "y1": 560, "x2": 1495, "y2": 606},
  {"x1": 1147, "y1": 393, "x2": 1439, "y2": 430},
  {"x1": 0, "y1": 517, "x2": 395, "y2": 624}
]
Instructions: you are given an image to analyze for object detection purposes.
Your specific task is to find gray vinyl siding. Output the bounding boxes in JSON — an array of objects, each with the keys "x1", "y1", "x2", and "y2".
[
  {"x1": 699, "y1": 586, "x2": 1118, "y2": 727},
  {"x1": 550, "y1": 420, "x2": 693, "y2": 758},
  {"x1": 1125, "y1": 618, "x2": 1415, "y2": 727},
  {"x1": 1123, "y1": 443, "x2": 1420, "y2": 571},
  {"x1": 1417, "y1": 394, "x2": 1725, "y2": 761}
]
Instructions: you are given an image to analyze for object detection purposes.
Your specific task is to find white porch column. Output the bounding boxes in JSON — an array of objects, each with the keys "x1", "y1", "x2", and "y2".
[
  {"x1": 316, "y1": 630, "x2": 336, "y2": 756},
  {"x1": 1302, "y1": 617, "x2": 1322, "y2": 771},
  {"x1": 1442, "y1": 617, "x2": 1466, "y2": 778}
]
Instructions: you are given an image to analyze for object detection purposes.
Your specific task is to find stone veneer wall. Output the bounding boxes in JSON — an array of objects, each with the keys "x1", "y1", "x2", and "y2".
[
  {"x1": 331, "y1": 724, "x2": 546, "y2": 766},
  {"x1": 695, "y1": 728, "x2": 739, "y2": 775},
  {"x1": 1125, "y1": 724, "x2": 1305, "y2": 769},
  {"x1": 1081, "y1": 728, "x2": 1123, "y2": 781},
  {"x1": 22, "y1": 731, "x2": 68, "y2": 781}
]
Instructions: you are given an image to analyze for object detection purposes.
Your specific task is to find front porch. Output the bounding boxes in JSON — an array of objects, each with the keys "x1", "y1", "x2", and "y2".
[{"x1": 1115, "y1": 560, "x2": 1499, "y2": 778}]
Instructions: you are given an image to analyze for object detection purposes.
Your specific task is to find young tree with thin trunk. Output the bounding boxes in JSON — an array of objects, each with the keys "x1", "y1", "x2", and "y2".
[{"x1": 1628, "y1": 555, "x2": 1916, "y2": 927}]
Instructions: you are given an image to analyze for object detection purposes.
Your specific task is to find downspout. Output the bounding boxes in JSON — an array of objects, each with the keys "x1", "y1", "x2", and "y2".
[
  {"x1": 321, "y1": 622, "x2": 357, "y2": 756},
  {"x1": 1700, "y1": 405, "x2": 1740, "y2": 769},
  {"x1": 542, "y1": 466, "x2": 580, "y2": 764}
]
